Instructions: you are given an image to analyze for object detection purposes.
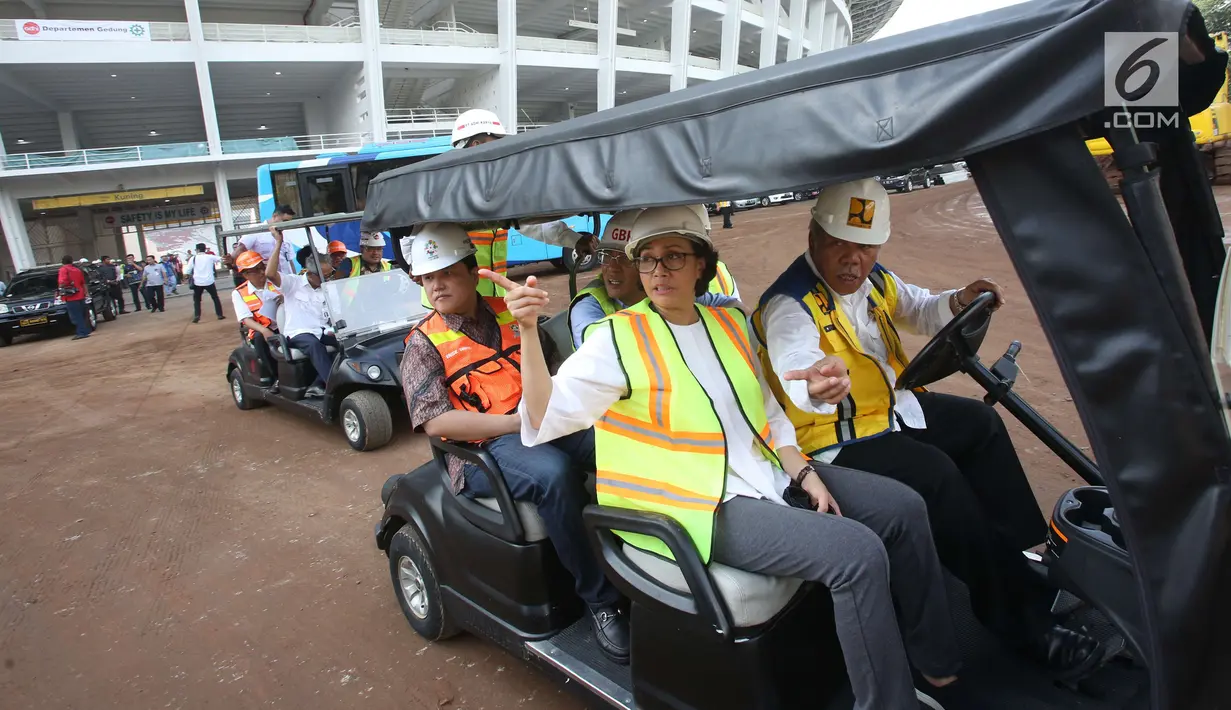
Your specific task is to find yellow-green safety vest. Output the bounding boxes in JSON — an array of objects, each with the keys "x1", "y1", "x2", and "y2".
[
  {"x1": 707, "y1": 260, "x2": 737, "y2": 297},
  {"x1": 568, "y1": 278, "x2": 619, "y2": 344},
  {"x1": 348, "y1": 255, "x2": 391, "y2": 277},
  {"x1": 752, "y1": 258, "x2": 918, "y2": 456},
  {"x1": 595, "y1": 300, "x2": 781, "y2": 564}
]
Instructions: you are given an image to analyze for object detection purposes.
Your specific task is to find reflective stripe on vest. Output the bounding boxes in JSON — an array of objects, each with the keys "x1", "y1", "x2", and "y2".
[
  {"x1": 752, "y1": 257, "x2": 914, "y2": 456},
  {"x1": 707, "y1": 260, "x2": 736, "y2": 297},
  {"x1": 596, "y1": 301, "x2": 779, "y2": 564},
  {"x1": 412, "y1": 297, "x2": 522, "y2": 435},
  {"x1": 239, "y1": 282, "x2": 279, "y2": 340},
  {"x1": 468, "y1": 229, "x2": 509, "y2": 298},
  {"x1": 347, "y1": 255, "x2": 391, "y2": 276},
  {"x1": 567, "y1": 278, "x2": 619, "y2": 345}
]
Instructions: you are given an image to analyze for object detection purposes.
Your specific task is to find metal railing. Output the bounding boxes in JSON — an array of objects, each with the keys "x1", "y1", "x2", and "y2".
[
  {"x1": 0, "y1": 21, "x2": 190, "y2": 41},
  {"x1": 1, "y1": 132, "x2": 369, "y2": 172},
  {"x1": 380, "y1": 27, "x2": 497, "y2": 47},
  {"x1": 385, "y1": 107, "x2": 466, "y2": 124},
  {"x1": 430, "y1": 20, "x2": 479, "y2": 33},
  {"x1": 201, "y1": 22, "x2": 361, "y2": 43},
  {"x1": 516, "y1": 35, "x2": 596, "y2": 54},
  {"x1": 616, "y1": 45, "x2": 670, "y2": 61},
  {"x1": 329, "y1": 15, "x2": 361, "y2": 28},
  {"x1": 688, "y1": 55, "x2": 721, "y2": 70}
]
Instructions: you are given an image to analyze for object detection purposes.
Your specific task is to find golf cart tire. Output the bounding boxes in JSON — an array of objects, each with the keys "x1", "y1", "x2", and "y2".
[
  {"x1": 101, "y1": 296, "x2": 117, "y2": 322},
  {"x1": 229, "y1": 368, "x2": 263, "y2": 411},
  {"x1": 388, "y1": 524, "x2": 458, "y2": 641},
  {"x1": 340, "y1": 390, "x2": 393, "y2": 451}
]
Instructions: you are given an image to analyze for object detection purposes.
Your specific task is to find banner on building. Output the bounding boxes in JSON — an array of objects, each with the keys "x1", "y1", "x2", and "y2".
[
  {"x1": 33, "y1": 185, "x2": 204, "y2": 210},
  {"x1": 15, "y1": 19, "x2": 152, "y2": 42},
  {"x1": 103, "y1": 203, "x2": 218, "y2": 227}
]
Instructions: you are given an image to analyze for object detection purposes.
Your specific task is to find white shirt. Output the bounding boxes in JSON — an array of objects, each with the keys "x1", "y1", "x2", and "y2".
[
  {"x1": 239, "y1": 230, "x2": 298, "y2": 274},
  {"x1": 188, "y1": 253, "x2": 221, "y2": 287},
  {"x1": 759, "y1": 252, "x2": 957, "y2": 463},
  {"x1": 519, "y1": 220, "x2": 585, "y2": 248},
  {"x1": 521, "y1": 318, "x2": 796, "y2": 505},
  {"x1": 141, "y1": 263, "x2": 165, "y2": 286},
  {"x1": 277, "y1": 274, "x2": 331, "y2": 339},
  {"x1": 231, "y1": 282, "x2": 281, "y2": 325}
]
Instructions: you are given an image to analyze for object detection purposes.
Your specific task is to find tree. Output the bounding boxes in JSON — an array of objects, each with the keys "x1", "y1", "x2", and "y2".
[{"x1": 1195, "y1": 0, "x2": 1231, "y2": 34}]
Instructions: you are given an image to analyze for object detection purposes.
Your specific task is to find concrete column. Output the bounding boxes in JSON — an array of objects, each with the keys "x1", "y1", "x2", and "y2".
[
  {"x1": 184, "y1": 0, "x2": 223, "y2": 155},
  {"x1": 821, "y1": 4, "x2": 839, "y2": 51},
  {"x1": 805, "y1": 0, "x2": 824, "y2": 55},
  {"x1": 58, "y1": 112, "x2": 79, "y2": 151},
  {"x1": 669, "y1": 0, "x2": 691, "y2": 91},
  {"x1": 0, "y1": 122, "x2": 7, "y2": 159},
  {"x1": 597, "y1": 0, "x2": 618, "y2": 111},
  {"x1": 0, "y1": 188, "x2": 36, "y2": 271},
  {"x1": 759, "y1": 0, "x2": 781, "y2": 68},
  {"x1": 76, "y1": 208, "x2": 97, "y2": 258},
  {"x1": 787, "y1": 0, "x2": 805, "y2": 60},
  {"x1": 358, "y1": 0, "x2": 387, "y2": 143},
  {"x1": 136, "y1": 223, "x2": 149, "y2": 260},
  {"x1": 496, "y1": 0, "x2": 518, "y2": 132},
  {"x1": 214, "y1": 166, "x2": 234, "y2": 231},
  {"x1": 112, "y1": 227, "x2": 126, "y2": 259},
  {"x1": 720, "y1": 0, "x2": 741, "y2": 75}
]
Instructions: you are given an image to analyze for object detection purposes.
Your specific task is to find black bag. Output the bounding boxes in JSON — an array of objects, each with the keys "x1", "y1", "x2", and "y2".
[{"x1": 782, "y1": 482, "x2": 815, "y2": 510}]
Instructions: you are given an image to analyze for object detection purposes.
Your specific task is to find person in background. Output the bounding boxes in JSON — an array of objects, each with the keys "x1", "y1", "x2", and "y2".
[
  {"x1": 326, "y1": 240, "x2": 351, "y2": 280},
  {"x1": 140, "y1": 255, "x2": 167, "y2": 313},
  {"x1": 347, "y1": 233, "x2": 392, "y2": 276},
  {"x1": 231, "y1": 205, "x2": 299, "y2": 276},
  {"x1": 57, "y1": 255, "x2": 91, "y2": 340},
  {"x1": 122, "y1": 254, "x2": 147, "y2": 311},
  {"x1": 97, "y1": 255, "x2": 126, "y2": 315},
  {"x1": 0, "y1": 280, "x2": 6, "y2": 297},
  {"x1": 717, "y1": 200, "x2": 734, "y2": 229},
  {"x1": 160, "y1": 256, "x2": 179, "y2": 296},
  {"x1": 187, "y1": 242, "x2": 225, "y2": 323}
]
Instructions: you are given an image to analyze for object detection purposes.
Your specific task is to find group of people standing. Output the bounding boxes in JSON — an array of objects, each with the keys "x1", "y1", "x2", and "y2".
[{"x1": 94, "y1": 245, "x2": 224, "y2": 322}]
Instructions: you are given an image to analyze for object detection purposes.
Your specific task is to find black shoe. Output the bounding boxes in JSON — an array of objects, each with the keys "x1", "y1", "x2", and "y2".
[
  {"x1": 217, "y1": 315, "x2": 226, "y2": 321},
  {"x1": 1028, "y1": 625, "x2": 1103, "y2": 680},
  {"x1": 71, "y1": 334, "x2": 90, "y2": 340},
  {"x1": 192, "y1": 317, "x2": 200, "y2": 323},
  {"x1": 305, "y1": 384, "x2": 326, "y2": 397},
  {"x1": 588, "y1": 603, "x2": 630, "y2": 665}
]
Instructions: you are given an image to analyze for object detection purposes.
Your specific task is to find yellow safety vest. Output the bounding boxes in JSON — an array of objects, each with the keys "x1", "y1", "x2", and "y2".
[
  {"x1": 595, "y1": 300, "x2": 780, "y2": 564},
  {"x1": 418, "y1": 229, "x2": 508, "y2": 309},
  {"x1": 752, "y1": 257, "x2": 917, "y2": 456},
  {"x1": 707, "y1": 260, "x2": 737, "y2": 297},
  {"x1": 347, "y1": 255, "x2": 391, "y2": 277},
  {"x1": 568, "y1": 278, "x2": 619, "y2": 344}
]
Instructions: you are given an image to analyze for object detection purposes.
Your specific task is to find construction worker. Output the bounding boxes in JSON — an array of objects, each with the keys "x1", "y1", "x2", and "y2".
[
  {"x1": 752, "y1": 178, "x2": 1102, "y2": 679},
  {"x1": 717, "y1": 200, "x2": 734, "y2": 229},
  {"x1": 493, "y1": 205, "x2": 963, "y2": 709},
  {"x1": 398, "y1": 223, "x2": 628, "y2": 665},
  {"x1": 348, "y1": 232, "x2": 393, "y2": 277},
  {"x1": 230, "y1": 250, "x2": 281, "y2": 384},
  {"x1": 326, "y1": 240, "x2": 351, "y2": 280},
  {"x1": 566, "y1": 206, "x2": 741, "y2": 349}
]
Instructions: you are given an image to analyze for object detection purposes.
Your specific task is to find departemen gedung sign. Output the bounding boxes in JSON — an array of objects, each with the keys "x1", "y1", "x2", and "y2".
[
  {"x1": 103, "y1": 203, "x2": 217, "y2": 227},
  {"x1": 15, "y1": 19, "x2": 151, "y2": 41}
]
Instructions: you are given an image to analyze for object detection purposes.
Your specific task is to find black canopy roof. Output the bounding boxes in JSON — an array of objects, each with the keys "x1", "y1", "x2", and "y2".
[{"x1": 362, "y1": 0, "x2": 1205, "y2": 230}]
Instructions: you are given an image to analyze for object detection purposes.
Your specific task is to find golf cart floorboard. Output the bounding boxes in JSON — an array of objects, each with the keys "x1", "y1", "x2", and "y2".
[
  {"x1": 927, "y1": 577, "x2": 1150, "y2": 710},
  {"x1": 527, "y1": 617, "x2": 634, "y2": 709}
]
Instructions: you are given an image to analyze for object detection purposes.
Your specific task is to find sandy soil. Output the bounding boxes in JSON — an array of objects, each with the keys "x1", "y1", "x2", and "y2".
[{"x1": 0, "y1": 181, "x2": 1224, "y2": 709}]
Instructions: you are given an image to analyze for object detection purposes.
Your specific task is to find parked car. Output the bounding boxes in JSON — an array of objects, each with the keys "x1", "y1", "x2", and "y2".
[
  {"x1": 733, "y1": 197, "x2": 764, "y2": 208},
  {"x1": 0, "y1": 263, "x2": 116, "y2": 346},
  {"x1": 878, "y1": 167, "x2": 932, "y2": 192},
  {"x1": 767, "y1": 192, "x2": 795, "y2": 205},
  {"x1": 927, "y1": 161, "x2": 973, "y2": 185}
]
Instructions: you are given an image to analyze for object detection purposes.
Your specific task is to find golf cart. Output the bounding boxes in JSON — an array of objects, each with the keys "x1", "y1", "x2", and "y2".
[
  {"x1": 365, "y1": 1, "x2": 1231, "y2": 708},
  {"x1": 223, "y1": 214, "x2": 431, "y2": 451}
]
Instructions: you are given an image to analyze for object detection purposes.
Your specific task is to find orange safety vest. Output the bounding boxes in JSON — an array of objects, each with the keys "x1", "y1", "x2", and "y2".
[
  {"x1": 411, "y1": 297, "x2": 523, "y2": 433},
  {"x1": 239, "y1": 281, "x2": 279, "y2": 340}
]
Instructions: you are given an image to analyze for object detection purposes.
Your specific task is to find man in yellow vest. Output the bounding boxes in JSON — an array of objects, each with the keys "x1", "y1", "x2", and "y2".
[
  {"x1": 348, "y1": 232, "x2": 393, "y2": 277},
  {"x1": 753, "y1": 178, "x2": 1102, "y2": 678},
  {"x1": 398, "y1": 223, "x2": 629, "y2": 664}
]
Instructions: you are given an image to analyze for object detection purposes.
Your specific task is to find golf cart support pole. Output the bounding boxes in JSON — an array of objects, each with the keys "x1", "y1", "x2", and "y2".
[{"x1": 217, "y1": 211, "x2": 366, "y2": 241}]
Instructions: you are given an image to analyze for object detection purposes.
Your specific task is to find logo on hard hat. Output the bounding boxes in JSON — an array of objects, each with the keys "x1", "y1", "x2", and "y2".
[
  {"x1": 847, "y1": 198, "x2": 876, "y2": 230},
  {"x1": 425, "y1": 239, "x2": 439, "y2": 257},
  {"x1": 610, "y1": 227, "x2": 631, "y2": 242}
]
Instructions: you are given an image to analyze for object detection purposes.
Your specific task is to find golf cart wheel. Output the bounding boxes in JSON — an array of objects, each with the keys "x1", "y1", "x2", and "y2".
[
  {"x1": 229, "y1": 368, "x2": 263, "y2": 410},
  {"x1": 101, "y1": 296, "x2": 117, "y2": 322},
  {"x1": 759, "y1": 197, "x2": 770, "y2": 208},
  {"x1": 340, "y1": 390, "x2": 393, "y2": 451},
  {"x1": 388, "y1": 524, "x2": 458, "y2": 641}
]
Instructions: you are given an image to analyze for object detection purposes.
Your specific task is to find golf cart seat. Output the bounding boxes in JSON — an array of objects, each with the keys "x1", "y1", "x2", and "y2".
[
  {"x1": 430, "y1": 438, "x2": 549, "y2": 543},
  {"x1": 540, "y1": 311, "x2": 574, "y2": 357},
  {"x1": 473, "y1": 498, "x2": 548, "y2": 542},
  {"x1": 621, "y1": 544, "x2": 802, "y2": 628},
  {"x1": 270, "y1": 303, "x2": 339, "y2": 363}
]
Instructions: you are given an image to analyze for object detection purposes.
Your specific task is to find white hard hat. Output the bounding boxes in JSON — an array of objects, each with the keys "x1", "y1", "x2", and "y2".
[
  {"x1": 78, "y1": 258, "x2": 89, "y2": 263},
  {"x1": 359, "y1": 231, "x2": 387, "y2": 248},
  {"x1": 597, "y1": 209, "x2": 643, "y2": 251},
  {"x1": 625, "y1": 205, "x2": 711, "y2": 258},
  {"x1": 810, "y1": 178, "x2": 891, "y2": 246},
  {"x1": 686, "y1": 204, "x2": 712, "y2": 234},
  {"x1": 451, "y1": 108, "x2": 508, "y2": 148},
  {"x1": 410, "y1": 223, "x2": 477, "y2": 276}
]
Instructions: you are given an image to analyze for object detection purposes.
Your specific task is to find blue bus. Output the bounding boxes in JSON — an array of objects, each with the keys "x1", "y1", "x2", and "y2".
[{"x1": 255, "y1": 136, "x2": 600, "y2": 270}]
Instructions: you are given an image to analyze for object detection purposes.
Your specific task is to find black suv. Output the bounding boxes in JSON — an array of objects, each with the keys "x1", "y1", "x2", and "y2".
[
  {"x1": 878, "y1": 167, "x2": 932, "y2": 193},
  {"x1": 0, "y1": 264, "x2": 117, "y2": 345}
]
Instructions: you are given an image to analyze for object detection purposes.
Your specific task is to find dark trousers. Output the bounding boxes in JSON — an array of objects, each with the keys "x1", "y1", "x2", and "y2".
[
  {"x1": 462, "y1": 430, "x2": 619, "y2": 608},
  {"x1": 144, "y1": 285, "x2": 165, "y2": 311},
  {"x1": 64, "y1": 299, "x2": 91, "y2": 337},
  {"x1": 251, "y1": 332, "x2": 277, "y2": 380},
  {"x1": 721, "y1": 205, "x2": 734, "y2": 228},
  {"x1": 109, "y1": 284, "x2": 125, "y2": 312},
  {"x1": 129, "y1": 283, "x2": 146, "y2": 310},
  {"x1": 192, "y1": 283, "x2": 223, "y2": 319},
  {"x1": 832, "y1": 391, "x2": 1053, "y2": 647},
  {"x1": 288, "y1": 332, "x2": 339, "y2": 387}
]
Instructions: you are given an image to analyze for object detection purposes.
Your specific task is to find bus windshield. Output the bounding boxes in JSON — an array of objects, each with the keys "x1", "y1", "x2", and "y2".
[{"x1": 323, "y1": 270, "x2": 430, "y2": 340}]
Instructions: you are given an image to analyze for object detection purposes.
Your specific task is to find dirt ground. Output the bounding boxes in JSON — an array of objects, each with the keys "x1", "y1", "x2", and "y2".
[{"x1": 0, "y1": 181, "x2": 1225, "y2": 710}]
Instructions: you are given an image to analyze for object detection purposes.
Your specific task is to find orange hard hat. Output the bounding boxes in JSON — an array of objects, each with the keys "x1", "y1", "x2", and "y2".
[
  {"x1": 327, "y1": 240, "x2": 348, "y2": 254},
  {"x1": 235, "y1": 250, "x2": 264, "y2": 271}
]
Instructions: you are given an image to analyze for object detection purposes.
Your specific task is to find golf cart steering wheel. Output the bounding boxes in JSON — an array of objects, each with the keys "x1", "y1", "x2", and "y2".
[{"x1": 896, "y1": 290, "x2": 997, "y2": 390}]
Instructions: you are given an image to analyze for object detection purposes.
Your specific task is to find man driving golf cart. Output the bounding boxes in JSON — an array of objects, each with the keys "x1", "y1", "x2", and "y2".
[
  {"x1": 398, "y1": 223, "x2": 631, "y2": 663},
  {"x1": 567, "y1": 207, "x2": 742, "y2": 349},
  {"x1": 265, "y1": 229, "x2": 336, "y2": 398},
  {"x1": 753, "y1": 178, "x2": 1101, "y2": 678}
]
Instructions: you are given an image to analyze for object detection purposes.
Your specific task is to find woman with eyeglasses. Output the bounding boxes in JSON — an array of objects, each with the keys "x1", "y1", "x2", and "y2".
[
  {"x1": 566, "y1": 207, "x2": 741, "y2": 350},
  {"x1": 481, "y1": 204, "x2": 964, "y2": 710}
]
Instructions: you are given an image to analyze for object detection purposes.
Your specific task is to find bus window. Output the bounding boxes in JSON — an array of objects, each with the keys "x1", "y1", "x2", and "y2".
[
  {"x1": 351, "y1": 156, "x2": 432, "y2": 210},
  {"x1": 300, "y1": 170, "x2": 350, "y2": 216},
  {"x1": 272, "y1": 170, "x2": 300, "y2": 213}
]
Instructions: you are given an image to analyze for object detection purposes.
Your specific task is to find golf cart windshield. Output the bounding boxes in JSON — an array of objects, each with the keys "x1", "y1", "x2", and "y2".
[{"x1": 323, "y1": 269, "x2": 429, "y2": 340}]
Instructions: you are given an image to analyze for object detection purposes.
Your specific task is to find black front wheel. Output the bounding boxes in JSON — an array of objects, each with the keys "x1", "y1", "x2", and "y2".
[
  {"x1": 388, "y1": 524, "x2": 458, "y2": 641},
  {"x1": 340, "y1": 390, "x2": 393, "y2": 451}
]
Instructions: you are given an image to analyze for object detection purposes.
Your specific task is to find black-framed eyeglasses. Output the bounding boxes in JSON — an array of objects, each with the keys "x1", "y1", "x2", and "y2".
[
  {"x1": 597, "y1": 251, "x2": 631, "y2": 266},
  {"x1": 632, "y1": 252, "x2": 695, "y2": 274}
]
